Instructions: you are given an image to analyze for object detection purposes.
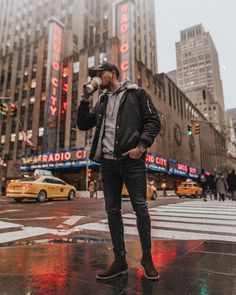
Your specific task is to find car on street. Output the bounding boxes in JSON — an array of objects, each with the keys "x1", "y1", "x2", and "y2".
[
  {"x1": 6, "y1": 176, "x2": 76, "y2": 203},
  {"x1": 122, "y1": 183, "x2": 158, "y2": 200},
  {"x1": 176, "y1": 181, "x2": 202, "y2": 198}
]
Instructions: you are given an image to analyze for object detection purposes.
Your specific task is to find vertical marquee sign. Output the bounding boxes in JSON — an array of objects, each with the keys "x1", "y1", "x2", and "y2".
[
  {"x1": 113, "y1": 0, "x2": 135, "y2": 81},
  {"x1": 44, "y1": 18, "x2": 64, "y2": 152}
]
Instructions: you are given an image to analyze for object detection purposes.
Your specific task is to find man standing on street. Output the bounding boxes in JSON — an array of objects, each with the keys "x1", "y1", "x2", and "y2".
[{"x1": 77, "y1": 63, "x2": 161, "y2": 280}]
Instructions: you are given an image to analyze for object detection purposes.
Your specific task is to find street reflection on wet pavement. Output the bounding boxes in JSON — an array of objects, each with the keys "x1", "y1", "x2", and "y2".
[{"x1": 0, "y1": 239, "x2": 236, "y2": 294}]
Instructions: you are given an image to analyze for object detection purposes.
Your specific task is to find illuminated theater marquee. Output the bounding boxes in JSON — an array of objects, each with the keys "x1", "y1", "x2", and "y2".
[{"x1": 146, "y1": 153, "x2": 168, "y2": 172}]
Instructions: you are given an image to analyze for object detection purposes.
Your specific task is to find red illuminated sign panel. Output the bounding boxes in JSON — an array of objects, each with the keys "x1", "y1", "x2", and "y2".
[
  {"x1": 50, "y1": 24, "x2": 63, "y2": 120},
  {"x1": 21, "y1": 149, "x2": 89, "y2": 168},
  {"x1": 146, "y1": 153, "x2": 168, "y2": 172},
  {"x1": 44, "y1": 19, "x2": 64, "y2": 151},
  {"x1": 116, "y1": 0, "x2": 134, "y2": 80}
]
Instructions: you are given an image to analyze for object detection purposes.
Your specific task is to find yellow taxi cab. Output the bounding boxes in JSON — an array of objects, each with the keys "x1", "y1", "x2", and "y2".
[
  {"x1": 6, "y1": 176, "x2": 76, "y2": 203},
  {"x1": 176, "y1": 180, "x2": 202, "y2": 198},
  {"x1": 122, "y1": 183, "x2": 158, "y2": 200}
]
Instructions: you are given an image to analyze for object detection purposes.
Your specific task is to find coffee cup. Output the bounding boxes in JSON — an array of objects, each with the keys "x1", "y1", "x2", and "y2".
[{"x1": 86, "y1": 77, "x2": 102, "y2": 94}]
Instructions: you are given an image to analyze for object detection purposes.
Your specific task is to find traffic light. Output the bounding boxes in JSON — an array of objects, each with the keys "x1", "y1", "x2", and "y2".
[
  {"x1": 9, "y1": 103, "x2": 17, "y2": 117},
  {"x1": 194, "y1": 123, "x2": 200, "y2": 135},
  {"x1": 187, "y1": 124, "x2": 193, "y2": 135},
  {"x1": 0, "y1": 102, "x2": 9, "y2": 115}
]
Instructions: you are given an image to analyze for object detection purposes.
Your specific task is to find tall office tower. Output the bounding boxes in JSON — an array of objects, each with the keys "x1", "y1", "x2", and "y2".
[{"x1": 175, "y1": 24, "x2": 225, "y2": 130}]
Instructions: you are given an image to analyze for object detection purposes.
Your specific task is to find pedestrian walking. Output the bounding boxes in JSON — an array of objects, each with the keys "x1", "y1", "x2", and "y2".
[
  {"x1": 198, "y1": 169, "x2": 208, "y2": 201},
  {"x1": 226, "y1": 169, "x2": 236, "y2": 201},
  {"x1": 207, "y1": 173, "x2": 217, "y2": 200},
  {"x1": 94, "y1": 180, "x2": 98, "y2": 198},
  {"x1": 77, "y1": 63, "x2": 161, "y2": 280},
  {"x1": 88, "y1": 180, "x2": 95, "y2": 198},
  {"x1": 215, "y1": 172, "x2": 228, "y2": 202}
]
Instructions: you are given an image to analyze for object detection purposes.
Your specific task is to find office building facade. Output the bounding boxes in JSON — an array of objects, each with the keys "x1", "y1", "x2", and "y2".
[{"x1": 175, "y1": 24, "x2": 225, "y2": 131}]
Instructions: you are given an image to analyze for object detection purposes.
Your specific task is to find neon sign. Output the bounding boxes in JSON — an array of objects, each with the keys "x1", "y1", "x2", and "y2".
[
  {"x1": 146, "y1": 153, "x2": 168, "y2": 172},
  {"x1": 116, "y1": 0, "x2": 134, "y2": 80},
  {"x1": 44, "y1": 18, "x2": 64, "y2": 152},
  {"x1": 21, "y1": 149, "x2": 89, "y2": 168},
  {"x1": 169, "y1": 160, "x2": 188, "y2": 176}
]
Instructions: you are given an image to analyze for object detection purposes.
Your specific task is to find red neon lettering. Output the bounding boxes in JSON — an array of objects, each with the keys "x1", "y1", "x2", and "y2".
[
  {"x1": 65, "y1": 152, "x2": 71, "y2": 160},
  {"x1": 63, "y1": 83, "x2": 68, "y2": 92},
  {"x1": 42, "y1": 155, "x2": 48, "y2": 162},
  {"x1": 52, "y1": 77, "x2": 58, "y2": 87},
  {"x1": 48, "y1": 154, "x2": 54, "y2": 162},
  {"x1": 76, "y1": 151, "x2": 82, "y2": 159},
  {"x1": 50, "y1": 106, "x2": 57, "y2": 115},
  {"x1": 54, "y1": 43, "x2": 60, "y2": 53},
  {"x1": 63, "y1": 102, "x2": 67, "y2": 110},
  {"x1": 120, "y1": 23, "x2": 128, "y2": 34},
  {"x1": 54, "y1": 153, "x2": 60, "y2": 161},
  {"x1": 52, "y1": 61, "x2": 60, "y2": 71},
  {"x1": 51, "y1": 96, "x2": 57, "y2": 105},
  {"x1": 120, "y1": 43, "x2": 129, "y2": 53},
  {"x1": 121, "y1": 61, "x2": 129, "y2": 71},
  {"x1": 120, "y1": 14, "x2": 128, "y2": 25},
  {"x1": 52, "y1": 87, "x2": 57, "y2": 96},
  {"x1": 120, "y1": 3, "x2": 128, "y2": 14}
]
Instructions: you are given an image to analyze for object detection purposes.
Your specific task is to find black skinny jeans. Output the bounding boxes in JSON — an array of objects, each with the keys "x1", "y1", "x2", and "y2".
[{"x1": 101, "y1": 157, "x2": 151, "y2": 259}]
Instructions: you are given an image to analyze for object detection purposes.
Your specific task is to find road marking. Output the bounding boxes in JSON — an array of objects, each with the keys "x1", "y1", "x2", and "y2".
[
  {"x1": 0, "y1": 227, "x2": 58, "y2": 243},
  {"x1": 122, "y1": 214, "x2": 236, "y2": 226},
  {"x1": 0, "y1": 221, "x2": 23, "y2": 229},
  {"x1": 62, "y1": 215, "x2": 85, "y2": 226},
  {"x1": 76, "y1": 200, "x2": 236, "y2": 243},
  {"x1": 2, "y1": 216, "x2": 69, "y2": 221}
]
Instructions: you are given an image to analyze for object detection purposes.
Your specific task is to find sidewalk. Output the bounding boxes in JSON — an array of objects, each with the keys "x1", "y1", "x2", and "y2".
[{"x1": 0, "y1": 238, "x2": 235, "y2": 294}]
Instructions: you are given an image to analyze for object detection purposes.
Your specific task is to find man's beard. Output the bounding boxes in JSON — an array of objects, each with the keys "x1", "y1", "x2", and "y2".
[{"x1": 100, "y1": 80, "x2": 112, "y2": 90}]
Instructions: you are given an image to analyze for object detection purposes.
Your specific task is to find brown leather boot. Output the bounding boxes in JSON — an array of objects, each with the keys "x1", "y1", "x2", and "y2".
[
  {"x1": 96, "y1": 257, "x2": 128, "y2": 280},
  {"x1": 141, "y1": 255, "x2": 159, "y2": 280}
]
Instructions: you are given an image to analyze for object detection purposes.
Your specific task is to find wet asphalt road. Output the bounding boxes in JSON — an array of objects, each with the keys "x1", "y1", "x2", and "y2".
[{"x1": 1, "y1": 196, "x2": 236, "y2": 294}]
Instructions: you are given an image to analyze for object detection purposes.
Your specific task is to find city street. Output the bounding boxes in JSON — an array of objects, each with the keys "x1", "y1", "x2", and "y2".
[
  {"x1": 0, "y1": 195, "x2": 181, "y2": 245},
  {"x1": 1, "y1": 195, "x2": 236, "y2": 294}
]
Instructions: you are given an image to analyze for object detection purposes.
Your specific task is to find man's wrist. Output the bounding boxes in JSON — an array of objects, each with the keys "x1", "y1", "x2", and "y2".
[
  {"x1": 137, "y1": 144, "x2": 146, "y2": 153},
  {"x1": 81, "y1": 94, "x2": 90, "y2": 102}
]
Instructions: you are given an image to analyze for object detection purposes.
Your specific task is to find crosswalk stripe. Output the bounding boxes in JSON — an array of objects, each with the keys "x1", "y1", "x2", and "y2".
[
  {"x1": 151, "y1": 208, "x2": 236, "y2": 215},
  {"x1": 149, "y1": 211, "x2": 236, "y2": 220},
  {"x1": 122, "y1": 214, "x2": 236, "y2": 226},
  {"x1": 0, "y1": 221, "x2": 23, "y2": 229},
  {"x1": 156, "y1": 205, "x2": 236, "y2": 212},
  {"x1": 0, "y1": 227, "x2": 58, "y2": 244},
  {"x1": 77, "y1": 200, "x2": 236, "y2": 243}
]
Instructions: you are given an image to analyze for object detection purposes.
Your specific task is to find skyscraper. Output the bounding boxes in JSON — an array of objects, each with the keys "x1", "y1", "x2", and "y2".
[{"x1": 175, "y1": 24, "x2": 225, "y2": 130}]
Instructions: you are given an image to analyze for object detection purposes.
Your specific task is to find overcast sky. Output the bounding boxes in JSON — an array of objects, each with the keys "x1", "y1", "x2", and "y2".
[{"x1": 155, "y1": 0, "x2": 236, "y2": 110}]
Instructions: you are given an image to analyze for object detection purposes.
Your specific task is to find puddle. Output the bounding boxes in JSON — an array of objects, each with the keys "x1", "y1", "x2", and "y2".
[
  {"x1": 0, "y1": 237, "x2": 110, "y2": 247},
  {"x1": 48, "y1": 237, "x2": 110, "y2": 244}
]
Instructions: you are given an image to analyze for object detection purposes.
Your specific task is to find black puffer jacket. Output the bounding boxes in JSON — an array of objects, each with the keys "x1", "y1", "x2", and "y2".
[{"x1": 77, "y1": 86, "x2": 161, "y2": 162}]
